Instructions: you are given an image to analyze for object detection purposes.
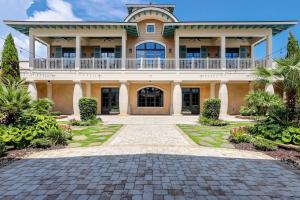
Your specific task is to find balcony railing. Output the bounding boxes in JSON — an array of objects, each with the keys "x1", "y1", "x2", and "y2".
[{"x1": 33, "y1": 58, "x2": 267, "y2": 70}]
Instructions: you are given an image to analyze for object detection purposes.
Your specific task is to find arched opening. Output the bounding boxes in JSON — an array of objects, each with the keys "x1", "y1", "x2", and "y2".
[
  {"x1": 137, "y1": 87, "x2": 164, "y2": 107},
  {"x1": 136, "y1": 42, "x2": 165, "y2": 59}
]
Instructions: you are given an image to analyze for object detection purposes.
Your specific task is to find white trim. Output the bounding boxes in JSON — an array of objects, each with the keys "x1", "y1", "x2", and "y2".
[
  {"x1": 146, "y1": 23, "x2": 155, "y2": 33},
  {"x1": 124, "y1": 7, "x2": 178, "y2": 22},
  {"x1": 164, "y1": 21, "x2": 298, "y2": 26},
  {"x1": 134, "y1": 40, "x2": 167, "y2": 58}
]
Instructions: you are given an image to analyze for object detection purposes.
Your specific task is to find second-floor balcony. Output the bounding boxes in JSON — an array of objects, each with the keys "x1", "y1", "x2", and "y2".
[{"x1": 33, "y1": 58, "x2": 266, "y2": 70}]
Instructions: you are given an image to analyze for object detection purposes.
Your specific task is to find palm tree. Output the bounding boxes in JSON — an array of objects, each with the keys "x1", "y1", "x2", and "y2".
[
  {"x1": 0, "y1": 78, "x2": 31, "y2": 124},
  {"x1": 256, "y1": 53, "x2": 300, "y2": 120}
]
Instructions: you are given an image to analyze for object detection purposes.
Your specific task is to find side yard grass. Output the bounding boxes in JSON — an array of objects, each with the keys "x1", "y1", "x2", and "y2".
[
  {"x1": 68, "y1": 124, "x2": 122, "y2": 148},
  {"x1": 177, "y1": 121, "x2": 254, "y2": 148}
]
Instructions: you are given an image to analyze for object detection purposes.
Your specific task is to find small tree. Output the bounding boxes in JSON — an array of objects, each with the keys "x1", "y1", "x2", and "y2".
[
  {"x1": 286, "y1": 32, "x2": 299, "y2": 58},
  {"x1": 79, "y1": 97, "x2": 98, "y2": 121},
  {"x1": 1, "y1": 33, "x2": 20, "y2": 81},
  {"x1": 202, "y1": 98, "x2": 221, "y2": 120},
  {"x1": 0, "y1": 78, "x2": 31, "y2": 124}
]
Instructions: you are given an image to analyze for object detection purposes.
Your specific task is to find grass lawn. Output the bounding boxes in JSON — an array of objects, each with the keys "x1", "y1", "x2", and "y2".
[
  {"x1": 68, "y1": 124, "x2": 122, "y2": 148},
  {"x1": 177, "y1": 121, "x2": 254, "y2": 148}
]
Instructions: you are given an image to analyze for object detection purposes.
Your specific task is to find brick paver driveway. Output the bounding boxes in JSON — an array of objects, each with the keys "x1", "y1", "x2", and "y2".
[{"x1": 1, "y1": 116, "x2": 300, "y2": 199}]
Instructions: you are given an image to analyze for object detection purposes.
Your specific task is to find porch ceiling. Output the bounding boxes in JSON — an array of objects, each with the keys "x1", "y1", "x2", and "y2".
[
  {"x1": 162, "y1": 21, "x2": 298, "y2": 37},
  {"x1": 4, "y1": 21, "x2": 139, "y2": 37}
]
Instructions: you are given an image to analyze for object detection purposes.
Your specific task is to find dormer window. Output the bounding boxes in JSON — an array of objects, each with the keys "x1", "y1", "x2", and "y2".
[{"x1": 146, "y1": 23, "x2": 155, "y2": 33}]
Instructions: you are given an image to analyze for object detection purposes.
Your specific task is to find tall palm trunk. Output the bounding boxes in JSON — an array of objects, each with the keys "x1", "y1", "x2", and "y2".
[{"x1": 286, "y1": 88, "x2": 297, "y2": 120}]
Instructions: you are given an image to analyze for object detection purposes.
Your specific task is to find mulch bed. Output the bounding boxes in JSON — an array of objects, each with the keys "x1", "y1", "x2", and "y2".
[
  {"x1": 234, "y1": 143, "x2": 300, "y2": 169},
  {"x1": 0, "y1": 145, "x2": 65, "y2": 169}
]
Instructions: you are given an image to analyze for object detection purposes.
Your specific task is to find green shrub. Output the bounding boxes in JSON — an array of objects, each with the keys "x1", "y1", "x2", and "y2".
[
  {"x1": 0, "y1": 139, "x2": 6, "y2": 156},
  {"x1": 240, "y1": 91, "x2": 283, "y2": 116},
  {"x1": 79, "y1": 97, "x2": 98, "y2": 121},
  {"x1": 45, "y1": 127, "x2": 67, "y2": 145},
  {"x1": 282, "y1": 127, "x2": 300, "y2": 145},
  {"x1": 30, "y1": 138, "x2": 51, "y2": 148},
  {"x1": 69, "y1": 118, "x2": 101, "y2": 126},
  {"x1": 230, "y1": 131, "x2": 254, "y2": 144},
  {"x1": 202, "y1": 98, "x2": 221, "y2": 120},
  {"x1": 239, "y1": 106, "x2": 256, "y2": 116},
  {"x1": 253, "y1": 137, "x2": 278, "y2": 151},
  {"x1": 30, "y1": 98, "x2": 54, "y2": 115},
  {"x1": 0, "y1": 114, "x2": 68, "y2": 148},
  {"x1": 199, "y1": 116, "x2": 228, "y2": 126}
]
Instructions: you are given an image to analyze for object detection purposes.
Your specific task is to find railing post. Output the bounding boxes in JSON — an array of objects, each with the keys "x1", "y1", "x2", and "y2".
[
  {"x1": 237, "y1": 57, "x2": 240, "y2": 69},
  {"x1": 46, "y1": 59, "x2": 49, "y2": 69},
  {"x1": 61, "y1": 58, "x2": 64, "y2": 69},
  {"x1": 106, "y1": 58, "x2": 109, "y2": 69},
  {"x1": 191, "y1": 57, "x2": 195, "y2": 69},
  {"x1": 206, "y1": 57, "x2": 209, "y2": 69},
  {"x1": 140, "y1": 57, "x2": 143, "y2": 69},
  {"x1": 157, "y1": 57, "x2": 161, "y2": 70},
  {"x1": 251, "y1": 57, "x2": 255, "y2": 69},
  {"x1": 92, "y1": 58, "x2": 95, "y2": 69}
]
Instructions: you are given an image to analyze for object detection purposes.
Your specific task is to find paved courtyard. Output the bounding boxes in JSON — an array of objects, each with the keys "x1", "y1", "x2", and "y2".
[{"x1": 0, "y1": 116, "x2": 300, "y2": 199}]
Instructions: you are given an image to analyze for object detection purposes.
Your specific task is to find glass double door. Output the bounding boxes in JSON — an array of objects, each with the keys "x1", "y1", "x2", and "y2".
[
  {"x1": 182, "y1": 88, "x2": 200, "y2": 115},
  {"x1": 101, "y1": 88, "x2": 119, "y2": 114}
]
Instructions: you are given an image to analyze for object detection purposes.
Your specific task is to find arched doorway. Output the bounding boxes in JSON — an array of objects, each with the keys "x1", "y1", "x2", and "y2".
[{"x1": 137, "y1": 87, "x2": 164, "y2": 107}]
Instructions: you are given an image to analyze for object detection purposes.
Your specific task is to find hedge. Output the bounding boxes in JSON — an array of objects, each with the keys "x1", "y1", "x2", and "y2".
[
  {"x1": 79, "y1": 97, "x2": 98, "y2": 121},
  {"x1": 202, "y1": 98, "x2": 221, "y2": 120}
]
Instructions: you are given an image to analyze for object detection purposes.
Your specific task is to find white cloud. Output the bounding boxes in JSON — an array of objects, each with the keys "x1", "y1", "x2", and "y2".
[
  {"x1": 28, "y1": 0, "x2": 81, "y2": 21},
  {"x1": 74, "y1": 0, "x2": 149, "y2": 21}
]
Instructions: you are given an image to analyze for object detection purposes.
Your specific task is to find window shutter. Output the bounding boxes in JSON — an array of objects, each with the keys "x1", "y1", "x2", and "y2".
[
  {"x1": 201, "y1": 47, "x2": 208, "y2": 58},
  {"x1": 93, "y1": 47, "x2": 101, "y2": 58},
  {"x1": 54, "y1": 47, "x2": 62, "y2": 58},
  {"x1": 81, "y1": 47, "x2": 86, "y2": 58},
  {"x1": 179, "y1": 46, "x2": 186, "y2": 58},
  {"x1": 240, "y1": 47, "x2": 247, "y2": 58},
  {"x1": 115, "y1": 46, "x2": 121, "y2": 58}
]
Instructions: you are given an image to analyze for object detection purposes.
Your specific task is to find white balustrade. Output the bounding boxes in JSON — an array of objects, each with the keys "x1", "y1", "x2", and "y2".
[{"x1": 32, "y1": 58, "x2": 266, "y2": 70}]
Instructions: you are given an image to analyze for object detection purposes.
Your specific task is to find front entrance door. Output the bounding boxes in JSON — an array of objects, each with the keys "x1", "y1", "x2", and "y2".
[
  {"x1": 101, "y1": 88, "x2": 119, "y2": 114},
  {"x1": 182, "y1": 88, "x2": 200, "y2": 115}
]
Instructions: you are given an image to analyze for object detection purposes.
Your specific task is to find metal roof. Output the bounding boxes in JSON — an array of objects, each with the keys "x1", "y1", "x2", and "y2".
[
  {"x1": 126, "y1": 4, "x2": 175, "y2": 14},
  {"x1": 4, "y1": 20, "x2": 139, "y2": 37},
  {"x1": 162, "y1": 21, "x2": 298, "y2": 36}
]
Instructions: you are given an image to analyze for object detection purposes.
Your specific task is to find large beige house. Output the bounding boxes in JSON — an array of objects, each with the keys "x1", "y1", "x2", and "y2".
[{"x1": 4, "y1": 4, "x2": 297, "y2": 117}]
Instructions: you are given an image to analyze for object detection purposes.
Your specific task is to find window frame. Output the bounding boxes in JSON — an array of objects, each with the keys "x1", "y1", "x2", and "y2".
[
  {"x1": 137, "y1": 87, "x2": 164, "y2": 108},
  {"x1": 146, "y1": 23, "x2": 155, "y2": 33}
]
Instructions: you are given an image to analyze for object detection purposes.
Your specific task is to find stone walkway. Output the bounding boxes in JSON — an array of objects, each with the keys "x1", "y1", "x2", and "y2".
[{"x1": 0, "y1": 116, "x2": 300, "y2": 199}]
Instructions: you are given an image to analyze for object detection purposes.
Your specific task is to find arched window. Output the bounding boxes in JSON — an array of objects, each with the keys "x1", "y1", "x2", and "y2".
[
  {"x1": 138, "y1": 87, "x2": 163, "y2": 107},
  {"x1": 136, "y1": 42, "x2": 165, "y2": 59}
]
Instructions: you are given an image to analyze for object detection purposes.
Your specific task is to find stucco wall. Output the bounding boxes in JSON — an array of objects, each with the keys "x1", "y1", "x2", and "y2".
[
  {"x1": 129, "y1": 83, "x2": 171, "y2": 115},
  {"x1": 36, "y1": 82, "x2": 47, "y2": 99},
  {"x1": 126, "y1": 19, "x2": 174, "y2": 59},
  {"x1": 51, "y1": 83, "x2": 74, "y2": 115},
  {"x1": 227, "y1": 82, "x2": 250, "y2": 115}
]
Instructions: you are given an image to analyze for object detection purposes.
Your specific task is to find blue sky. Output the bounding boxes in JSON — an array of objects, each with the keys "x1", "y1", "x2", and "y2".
[{"x1": 0, "y1": 0, "x2": 299, "y2": 60}]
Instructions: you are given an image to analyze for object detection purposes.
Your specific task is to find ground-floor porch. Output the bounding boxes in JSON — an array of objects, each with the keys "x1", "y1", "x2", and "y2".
[{"x1": 28, "y1": 80, "x2": 283, "y2": 117}]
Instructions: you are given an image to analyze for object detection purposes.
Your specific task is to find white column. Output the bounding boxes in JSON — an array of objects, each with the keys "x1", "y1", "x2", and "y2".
[
  {"x1": 86, "y1": 82, "x2": 91, "y2": 97},
  {"x1": 122, "y1": 32, "x2": 127, "y2": 70},
  {"x1": 73, "y1": 80, "x2": 83, "y2": 119},
  {"x1": 175, "y1": 35, "x2": 180, "y2": 69},
  {"x1": 47, "y1": 44, "x2": 51, "y2": 58},
  {"x1": 46, "y1": 82, "x2": 52, "y2": 100},
  {"x1": 220, "y1": 36, "x2": 226, "y2": 70},
  {"x1": 219, "y1": 81, "x2": 228, "y2": 115},
  {"x1": 119, "y1": 81, "x2": 129, "y2": 115},
  {"x1": 28, "y1": 81, "x2": 37, "y2": 100},
  {"x1": 29, "y1": 34, "x2": 35, "y2": 69},
  {"x1": 172, "y1": 81, "x2": 182, "y2": 115},
  {"x1": 266, "y1": 34, "x2": 272, "y2": 68},
  {"x1": 265, "y1": 83, "x2": 274, "y2": 94},
  {"x1": 251, "y1": 44, "x2": 255, "y2": 68},
  {"x1": 75, "y1": 36, "x2": 81, "y2": 70},
  {"x1": 210, "y1": 82, "x2": 216, "y2": 98}
]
